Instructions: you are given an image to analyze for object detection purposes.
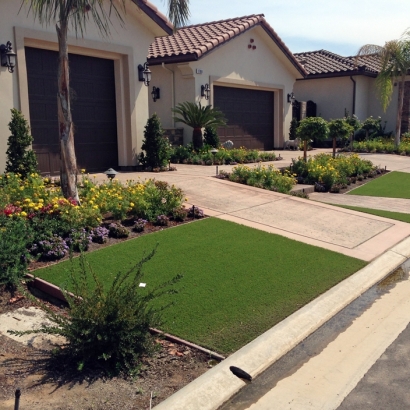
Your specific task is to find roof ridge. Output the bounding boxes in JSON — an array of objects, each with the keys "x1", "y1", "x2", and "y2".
[{"x1": 178, "y1": 14, "x2": 264, "y2": 30}]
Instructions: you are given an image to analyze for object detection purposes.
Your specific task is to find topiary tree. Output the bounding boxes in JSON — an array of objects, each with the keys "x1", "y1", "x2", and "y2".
[
  {"x1": 140, "y1": 114, "x2": 170, "y2": 169},
  {"x1": 296, "y1": 117, "x2": 329, "y2": 161},
  {"x1": 328, "y1": 118, "x2": 354, "y2": 158},
  {"x1": 289, "y1": 118, "x2": 299, "y2": 140},
  {"x1": 172, "y1": 102, "x2": 226, "y2": 150},
  {"x1": 5, "y1": 108, "x2": 38, "y2": 178},
  {"x1": 204, "y1": 126, "x2": 220, "y2": 148},
  {"x1": 344, "y1": 110, "x2": 361, "y2": 151}
]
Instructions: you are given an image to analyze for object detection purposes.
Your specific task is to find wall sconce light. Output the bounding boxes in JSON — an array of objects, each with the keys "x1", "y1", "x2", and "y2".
[
  {"x1": 151, "y1": 86, "x2": 160, "y2": 102},
  {"x1": 138, "y1": 62, "x2": 151, "y2": 86},
  {"x1": 0, "y1": 41, "x2": 17, "y2": 73},
  {"x1": 201, "y1": 83, "x2": 210, "y2": 100},
  {"x1": 287, "y1": 92, "x2": 295, "y2": 105}
]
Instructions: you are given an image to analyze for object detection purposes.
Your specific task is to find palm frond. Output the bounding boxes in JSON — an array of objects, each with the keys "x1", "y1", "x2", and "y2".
[
  {"x1": 172, "y1": 102, "x2": 226, "y2": 128},
  {"x1": 167, "y1": 0, "x2": 190, "y2": 30}
]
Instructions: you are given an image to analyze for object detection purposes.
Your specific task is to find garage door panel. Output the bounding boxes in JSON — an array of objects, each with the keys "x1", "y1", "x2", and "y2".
[
  {"x1": 26, "y1": 47, "x2": 118, "y2": 175},
  {"x1": 214, "y1": 85, "x2": 274, "y2": 150}
]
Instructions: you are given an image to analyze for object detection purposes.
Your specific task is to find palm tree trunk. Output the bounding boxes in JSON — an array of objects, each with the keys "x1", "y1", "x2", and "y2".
[
  {"x1": 395, "y1": 75, "x2": 406, "y2": 148},
  {"x1": 192, "y1": 127, "x2": 203, "y2": 150},
  {"x1": 56, "y1": 22, "x2": 79, "y2": 202}
]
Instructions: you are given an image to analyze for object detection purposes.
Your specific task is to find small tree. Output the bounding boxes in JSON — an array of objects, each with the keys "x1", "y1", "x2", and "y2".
[
  {"x1": 172, "y1": 102, "x2": 226, "y2": 150},
  {"x1": 328, "y1": 118, "x2": 354, "y2": 158},
  {"x1": 344, "y1": 110, "x2": 361, "y2": 150},
  {"x1": 296, "y1": 117, "x2": 329, "y2": 161},
  {"x1": 204, "y1": 126, "x2": 220, "y2": 148},
  {"x1": 289, "y1": 118, "x2": 299, "y2": 140},
  {"x1": 140, "y1": 114, "x2": 170, "y2": 169},
  {"x1": 5, "y1": 109, "x2": 38, "y2": 178}
]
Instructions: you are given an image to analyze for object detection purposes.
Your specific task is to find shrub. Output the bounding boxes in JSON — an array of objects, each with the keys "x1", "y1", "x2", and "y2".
[
  {"x1": 133, "y1": 218, "x2": 148, "y2": 233},
  {"x1": 5, "y1": 109, "x2": 38, "y2": 179},
  {"x1": 31, "y1": 235, "x2": 69, "y2": 261},
  {"x1": 204, "y1": 126, "x2": 220, "y2": 148},
  {"x1": 0, "y1": 216, "x2": 31, "y2": 287},
  {"x1": 90, "y1": 226, "x2": 109, "y2": 244},
  {"x1": 66, "y1": 229, "x2": 92, "y2": 252},
  {"x1": 140, "y1": 114, "x2": 170, "y2": 169},
  {"x1": 187, "y1": 206, "x2": 204, "y2": 218},
  {"x1": 156, "y1": 214, "x2": 169, "y2": 226},
  {"x1": 171, "y1": 206, "x2": 188, "y2": 222},
  {"x1": 108, "y1": 222, "x2": 129, "y2": 239},
  {"x1": 9, "y1": 248, "x2": 183, "y2": 375},
  {"x1": 296, "y1": 117, "x2": 329, "y2": 160}
]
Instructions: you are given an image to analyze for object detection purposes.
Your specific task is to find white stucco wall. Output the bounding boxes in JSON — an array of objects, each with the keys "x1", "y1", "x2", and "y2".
[
  {"x1": 294, "y1": 74, "x2": 403, "y2": 135},
  {"x1": 150, "y1": 25, "x2": 301, "y2": 148},
  {"x1": 0, "y1": 0, "x2": 168, "y2": 172}
]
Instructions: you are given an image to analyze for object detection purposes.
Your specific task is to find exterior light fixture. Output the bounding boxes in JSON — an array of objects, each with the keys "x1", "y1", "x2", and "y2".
[
  {"x1": 287, "y1": 92, "x2": 295, "y2": 105},
  {"x1": 0, "y1": 41, "x2": 17, "y2": 73},
  {"x1": 151, "y1": 86, "x2": 160, "y2": 102},
  {"x1": 104, "y1": 168, "x2": 118, "y2": 180},
  {"x1": 210, "y1": 148, "x2": 218, "y2": 163},
  {"x1": 201, "y1": 83, "x2": 210, "y2": 100},
  {"x1": 138, "y1": 62, "x2": 151, "y2": 86}
]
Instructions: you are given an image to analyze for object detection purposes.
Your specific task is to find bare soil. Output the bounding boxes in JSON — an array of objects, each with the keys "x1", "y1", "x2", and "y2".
[
  {"x1": 1, "y1": 216, "x2": 211, "y2": 410},
  {"x1": 0, "y1": 286, "x2": 211, "y2": 410}
]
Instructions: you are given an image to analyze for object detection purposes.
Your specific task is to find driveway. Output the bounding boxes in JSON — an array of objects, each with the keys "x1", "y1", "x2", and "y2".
[{"x1": 94, "y1": 150, "x2": 410, "y2": 262}]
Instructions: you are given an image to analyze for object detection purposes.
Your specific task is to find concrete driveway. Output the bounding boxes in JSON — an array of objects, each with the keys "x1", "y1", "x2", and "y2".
[{"x1": 93, "y1": 150, "x2": 410, "y2": 262}]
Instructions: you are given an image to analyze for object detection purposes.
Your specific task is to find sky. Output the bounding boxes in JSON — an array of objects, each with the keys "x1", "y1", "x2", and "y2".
[{"x1": 149, "y1": 0, "x2": 410, "y2": 56}]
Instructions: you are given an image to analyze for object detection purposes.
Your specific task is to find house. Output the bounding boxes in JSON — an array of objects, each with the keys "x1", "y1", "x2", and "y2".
[
  {"x1": 147, "y1": 14, "x2": 306, "y2": 150},
  {"x1": 0, "y1": 0, "x2": 173, "y2": 175},
  {"x1": 293, "y1": 49, "x2": 410, "y2": 135}
]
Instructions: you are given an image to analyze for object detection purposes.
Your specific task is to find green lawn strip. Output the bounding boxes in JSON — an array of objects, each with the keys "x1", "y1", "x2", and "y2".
[
  {"x1": 347, "y1": 171, "x2": 410, "y2": 198},
  {"x1": 334, "y1": 205, "x2": 410, "y2": 223},
  {"x1": 35, "y1": 218, "x2": 366, "y2": 355}
]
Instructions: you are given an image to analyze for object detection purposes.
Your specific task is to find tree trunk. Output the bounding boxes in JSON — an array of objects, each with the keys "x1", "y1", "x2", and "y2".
[
  {"x1": 192, "y1": 127, "x2": 203, "y2": 150},
  {"x1": 332, "y1": 137, "x2": 336, "y2": 158},
  {"x1": 56, "y1": 23, "x2": 80, "y2": 202},
  {"x1": 395, "y1": 75, "x2": 405, "y2": 148},
  {"x1": 303, "y1": 140, "x2": 307, "y2": 162}
]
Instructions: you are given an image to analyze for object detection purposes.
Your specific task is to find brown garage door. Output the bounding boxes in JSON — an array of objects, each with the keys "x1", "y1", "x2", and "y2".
[
  {"x1": 25, "y1": 47, "x2": 118, "y2": 175},
  {"x1": 214, "y1": 86, "x2": 274, "y2": 150}
]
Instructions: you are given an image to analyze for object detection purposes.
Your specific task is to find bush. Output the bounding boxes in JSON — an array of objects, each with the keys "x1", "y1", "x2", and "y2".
[
  {"x1": 31, "y1": 234, "x2": 69, "y2": 261},
  {"x1": 140, "y1": 114, "x2": 170, "y2": 169},
  {"x1": 133, "y1": 218, "x2": 148, "y2": 233},
  {"x1": 204, "y1": 126, "x2": 220, "y2": 148},
  {"x1": 90, "y1": 226, "x2": 109, "y2": 244},
  {"x1": 108, "y1": 222, "x2": 129, "y2": 238},
  {"x1": 9, "y1": 248, "x2": 183, "y2": 374},
  {"x1": 66, "y1": 229, "x2": 92, "y2": 252},
  {"x1": 5, "y1": 109, "x2": 38, "y2": 179},
  {"x1": 0, "y1": 216, "x2": 31, "y2": 287}
]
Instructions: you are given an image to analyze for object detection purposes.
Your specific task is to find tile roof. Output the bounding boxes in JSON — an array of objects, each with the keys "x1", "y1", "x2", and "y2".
[
  {"x1": 294, "y1": 49, "x2": 381, "y2": 78},
  {"x1": 148, "y1": 14, "x2": 306, "y2": 76},
  {"x1": 132, "y1": 0, "x2": 173, "y2": 35}
]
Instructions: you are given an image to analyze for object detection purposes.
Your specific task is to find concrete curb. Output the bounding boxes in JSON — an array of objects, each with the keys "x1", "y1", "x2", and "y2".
[{"x1": 153, "y1": 236, "x2": 410, "y2": 410}]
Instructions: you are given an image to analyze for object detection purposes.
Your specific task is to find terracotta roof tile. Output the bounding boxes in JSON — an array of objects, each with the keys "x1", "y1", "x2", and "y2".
[
  {"x1": 148, "y1": 14, "x2": 306, "y2": 76},
  {"x1": 294, "y1": 49, "x2": 381, "y2": 78}
]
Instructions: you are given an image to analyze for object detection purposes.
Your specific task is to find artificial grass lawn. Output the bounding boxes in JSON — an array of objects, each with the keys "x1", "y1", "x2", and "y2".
[
  {"x1": 348, "y1": 171, "x2": 410, "y2": 198},
  {"x1": 336, "y1": 205, "x2": 410, "y2": 224},
  {"x1": 36, "y1": 218, "x2": 366, "y2": 355}
]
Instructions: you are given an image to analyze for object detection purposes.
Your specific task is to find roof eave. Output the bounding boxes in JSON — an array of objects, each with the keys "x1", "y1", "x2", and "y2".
[
  {"x1": 148, "y1": 52, "x2": 199, "y2": 65},
  {"x1": 132, "y1": 0, "x2": 174, "y2": 35},
  {"x1": 296, "y1": 70, "x2": 378, "y2": 80}
]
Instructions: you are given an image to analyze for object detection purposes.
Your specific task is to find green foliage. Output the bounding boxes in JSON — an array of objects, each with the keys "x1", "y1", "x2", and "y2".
[
  {"x1": 0, "y1": 216, "x2": 31, "y2": 287},
  {"x1": 5, "y1": 109, "x2": 38, "y2": 178},
  {"x1": 328, "y1": 119, "x2": 354, "y2": 141},
  {"x1": 203, "y1": 126, "x2": 220, "y2": 148},
  {"x1": 289, "y1": 118, "x2": 299, "y2": 140},
  {"x1": 229, "y1": 164, "x2": 296, "y2": 193},
  {"x1": 9, "y1": 248, "x2": 183, "y2": 374},
  {"x1": 140, "y1": 114, "x2": 170, "y2": 169},
  {"x1": 172, "y1": 102, "x2": 226, "y2": 149},
  {"x1": 296, "y1": 116, "x2": 329, "y2": 142}
]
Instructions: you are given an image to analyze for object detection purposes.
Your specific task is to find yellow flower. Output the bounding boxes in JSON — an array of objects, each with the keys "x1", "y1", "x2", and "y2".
[{"x1": 20, "y1": 211, "x2": 27, "y2": 217}]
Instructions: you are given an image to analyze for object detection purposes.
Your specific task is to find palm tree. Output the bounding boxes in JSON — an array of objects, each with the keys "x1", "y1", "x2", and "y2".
[
  {"x1": 22, "y1": 0, "x2": 190, "y2": 200},
  {"x1": 356, "y1": 40, "x2": 410, "y2": 148},
  {"x1": 172, "y1": 102, "x2": 226, "y2": 149}
]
